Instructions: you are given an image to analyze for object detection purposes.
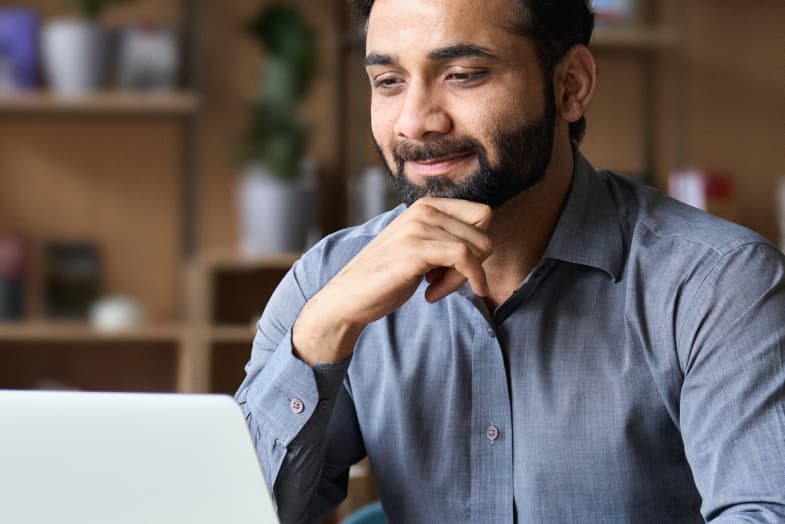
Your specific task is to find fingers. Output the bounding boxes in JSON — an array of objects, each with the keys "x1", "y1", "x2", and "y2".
[
  {"x1": 399, "y1": 200, "x2": 494, "y2": 260},
  {"x1": 412, "y1": 197, "x2": 493, "y2": 230},
  {"x1": 415, "y1": 239, "x2": 490, "y2": 299},
  {"x1": 425, "y1": 268, "x2": 470, "y2": 303}
]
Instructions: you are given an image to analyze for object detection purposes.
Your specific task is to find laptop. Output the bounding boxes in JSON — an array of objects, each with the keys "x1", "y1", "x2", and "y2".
[{"x1": 0, "y1": 390, "x2": 279, "y2": 524}]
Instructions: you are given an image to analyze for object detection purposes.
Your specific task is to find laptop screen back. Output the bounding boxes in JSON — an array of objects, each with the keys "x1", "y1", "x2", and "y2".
[{"x1": 0, "y1": 390, "x2": 278, "y2": 524}]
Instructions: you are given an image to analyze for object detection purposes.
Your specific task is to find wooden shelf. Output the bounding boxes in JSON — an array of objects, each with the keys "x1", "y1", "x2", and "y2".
[
  {"x1": 210, "y1": 325, "x2": 255, "y2": 344},
  {"x1": 0, "y1": 90, "x2": 200, "y2": 116},
  {"x1": 196, "y1": 251, "x2": 301, "y2": 272},
  {"x1": 0, "y1": 322, "x2": 185, "y2": 343},
  {"x1": 591, "y1": 28, "x2": 678, "y2": 51}
]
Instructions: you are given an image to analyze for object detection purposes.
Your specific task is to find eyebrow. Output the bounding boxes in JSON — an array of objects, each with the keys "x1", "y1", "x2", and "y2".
[
  {"x1": 426, "y1": 43, "x2": 496, "y2": 61},
  {"x1": 364, "y1": 53, "x2": 398, "y2": 67},
  {"x1": 364, "y1": 43, "x2": 497, "y2": 68}
]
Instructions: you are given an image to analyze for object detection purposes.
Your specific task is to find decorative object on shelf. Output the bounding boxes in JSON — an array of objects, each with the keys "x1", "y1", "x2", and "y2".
[
  {"x1": 41, "y1": 0, "x2": 132, "y2": 94},
  {"x1": 668, "y1": 169, "x2": 737, "y2": 223},
  {"x1": 89, "y1": 294, "x2": 143, "y2": 331},
  {"x1": 44, "y1": 242, "x2": 101, "y2": 319},
  {"x1": 236, "y1": 5, "x2": 318, "y2": 255},
  {"x1": 117, "y1": 24, "x2": 180, "y2": 91},
  {"x1": 0, "y1": 237, "x2": 26, "y2": 321},
  {"x1": 591, "y1": 0, "x2": 638, "y2": 27},
  {"x1": 0, "y1": 8, "x2": 39, "y2": 92},
  {"x1": 350, "y1": 166, "x2": 393, "y2": 225}
]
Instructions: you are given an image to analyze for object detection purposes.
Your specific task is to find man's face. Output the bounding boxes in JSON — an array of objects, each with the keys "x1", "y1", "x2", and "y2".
[{"x1": 365, "y1": 0, "x2": 556, "y2": 208}]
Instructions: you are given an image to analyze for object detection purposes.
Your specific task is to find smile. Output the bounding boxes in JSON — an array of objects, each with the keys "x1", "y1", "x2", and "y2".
[{"x1": 405, "y1": 152, "x2": 475, "y2": 177}]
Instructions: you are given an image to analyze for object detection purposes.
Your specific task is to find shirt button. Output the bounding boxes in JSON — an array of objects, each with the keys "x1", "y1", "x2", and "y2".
[
  {"x1": 289, "y1": 398, "x2": 304, "y2": 414},
  {"x1": 459, "y1": 289, "x2": 468, "y2": 297},
  {"x1": 533, "y1": 267, "x2": 545, "y2": 278},
  {"x1": 486, "y1": 326, "x2": 496, "y2": 338},
  {"x1": 318, "y1": 400, "x2": 329, "y2": 410},
  {"x1": 486, "y1": 425, "x2": 500, "y2": 442}
]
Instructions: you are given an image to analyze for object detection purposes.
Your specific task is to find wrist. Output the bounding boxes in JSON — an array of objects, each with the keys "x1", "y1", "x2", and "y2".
[{"x1": 292, "y1": 294, "x2": 365, "y2": 366}]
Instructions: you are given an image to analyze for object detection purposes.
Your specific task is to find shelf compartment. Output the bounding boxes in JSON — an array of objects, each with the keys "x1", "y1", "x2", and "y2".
[
  {"x1": 0, "y1": 341, "x2": 179, "y2": 392},
  {"x1": 0, "y1": 90, "x2": 200, "y2": 115}
]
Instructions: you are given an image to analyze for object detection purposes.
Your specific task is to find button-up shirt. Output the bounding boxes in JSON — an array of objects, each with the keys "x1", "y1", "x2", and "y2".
[{"x1": 236, "y1": 151, "x2": 785, "y2": 523}]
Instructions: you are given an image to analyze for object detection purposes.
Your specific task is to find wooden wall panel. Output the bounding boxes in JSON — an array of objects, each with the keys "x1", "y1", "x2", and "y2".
[{"x1": 682, "y1": 0, "x2": 784, "y2": 241}]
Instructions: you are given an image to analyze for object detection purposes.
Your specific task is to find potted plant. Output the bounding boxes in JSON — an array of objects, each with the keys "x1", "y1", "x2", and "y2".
[
  {"x1": 236, "y1": 5, "x2": 319, "y2": 255},
  {"x1": 42, "y1": 0, "x2": 131, "y2": 94}
]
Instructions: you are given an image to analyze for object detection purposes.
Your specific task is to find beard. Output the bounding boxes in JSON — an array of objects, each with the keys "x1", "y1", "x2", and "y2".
[{"x1": 374, "y1": 87, "x2": 556, "y2": 209}]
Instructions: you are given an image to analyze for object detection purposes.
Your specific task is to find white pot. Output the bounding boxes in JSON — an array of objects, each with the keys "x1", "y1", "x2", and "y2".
[
  {"x1": 42, "y1": 19, "x2": 110, "y2": 94},
  {"x1": 237, "y1": 163, "x2": 317, "y2": 256}
]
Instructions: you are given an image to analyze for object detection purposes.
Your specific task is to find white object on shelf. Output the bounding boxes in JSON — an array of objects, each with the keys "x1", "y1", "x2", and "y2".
[
  {"x1": 89, "y1": 295, "x2": 143, "y2": 332},
  {"x1": 42, "y1": 19, "x2": 110, "y2": 94}
]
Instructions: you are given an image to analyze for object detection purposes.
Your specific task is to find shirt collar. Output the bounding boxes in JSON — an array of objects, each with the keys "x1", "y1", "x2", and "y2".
[{"x1": 542, "y1": 148, "x2": 625, "y2": 281}]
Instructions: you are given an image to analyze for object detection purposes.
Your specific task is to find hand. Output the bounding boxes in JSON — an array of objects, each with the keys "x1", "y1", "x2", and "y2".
[{"x1": 292, "y1": 198, "x2": 493, "y2": 364}]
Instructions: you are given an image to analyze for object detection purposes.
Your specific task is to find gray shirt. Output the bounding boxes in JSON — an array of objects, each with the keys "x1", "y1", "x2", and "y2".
[{"x1": 236, "y1": 151, "x2": 785, "y2": 523}]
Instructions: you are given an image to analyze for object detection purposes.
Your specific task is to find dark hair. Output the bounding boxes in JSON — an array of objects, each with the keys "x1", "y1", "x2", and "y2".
[{"x1": 350, "y1": 0, "x2": 595, "y2": 143}]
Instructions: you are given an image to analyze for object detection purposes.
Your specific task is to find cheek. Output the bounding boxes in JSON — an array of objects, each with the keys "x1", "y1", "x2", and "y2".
[{"x1": 370, "y1": 96, "x2": 397, "y2": 139}]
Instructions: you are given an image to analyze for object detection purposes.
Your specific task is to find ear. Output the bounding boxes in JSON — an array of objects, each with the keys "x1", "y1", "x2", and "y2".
[{"x1": 553, "y1": 45, "x2": 597, "y2": 125}]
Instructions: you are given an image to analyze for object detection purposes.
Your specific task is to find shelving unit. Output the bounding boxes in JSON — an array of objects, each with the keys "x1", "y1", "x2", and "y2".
[{"x1": 0, "y1": 0, "x2": 206, "y2": 393}]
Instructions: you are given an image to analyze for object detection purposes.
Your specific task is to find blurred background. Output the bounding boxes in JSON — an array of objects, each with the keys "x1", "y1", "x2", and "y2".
[{"x1": 0, "y1": 0, "x2": 782, "y2": 519}]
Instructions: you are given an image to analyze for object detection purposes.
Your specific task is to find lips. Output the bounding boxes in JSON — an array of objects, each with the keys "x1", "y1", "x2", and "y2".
[{"x1": 405, "y1": 152, "x2": 475, "y2": 177}]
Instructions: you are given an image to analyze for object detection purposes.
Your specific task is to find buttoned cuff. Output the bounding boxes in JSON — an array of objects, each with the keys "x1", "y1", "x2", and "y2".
[{"x1": 243, "y1": 330, "x2": 351, "y2": 448}]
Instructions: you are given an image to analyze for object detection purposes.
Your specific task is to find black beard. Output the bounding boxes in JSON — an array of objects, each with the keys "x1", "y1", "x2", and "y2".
[{"x1": 374, "y1": 88, "x2": 556, "y2": 209}]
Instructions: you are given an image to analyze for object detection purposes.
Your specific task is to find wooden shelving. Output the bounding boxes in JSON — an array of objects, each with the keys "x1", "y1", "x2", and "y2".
[
  {"x1": 210, "y1": 325, "x2": 255, "y2": 344},
  {"x1": 0, "y1": 322, "x2": 185, "y2": 343},
  {"x1": 196, "y1": 251, "x2": 301, "y2": 272},
  {"x1": 0, "y1": 90, "x2": 200, "y2": 116}
]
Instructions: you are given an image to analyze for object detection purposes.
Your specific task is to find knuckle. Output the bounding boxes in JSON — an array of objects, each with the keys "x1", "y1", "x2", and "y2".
[
  {"x1": 453, "y1": 243, "x2": 472, "y2": 261},
  {"x1": 479, "y1": 237, "x2": 494, "y2": 255},
  {"x1": 477, "y1": 205, "x2": 493, "y2": 225}
]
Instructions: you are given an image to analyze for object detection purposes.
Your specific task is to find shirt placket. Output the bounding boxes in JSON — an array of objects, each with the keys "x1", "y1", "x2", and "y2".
[{"x1": 464, "y1": 292, "x2": 514, "y2": 523}]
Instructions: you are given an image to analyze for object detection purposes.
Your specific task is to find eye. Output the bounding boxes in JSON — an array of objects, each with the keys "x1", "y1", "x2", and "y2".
[
  {"x1": 372, "y1": 74, "x2": 404, "y2": 93},
  {"x1": 446, "y1": 70, "x2": 488, "y2": 84}
]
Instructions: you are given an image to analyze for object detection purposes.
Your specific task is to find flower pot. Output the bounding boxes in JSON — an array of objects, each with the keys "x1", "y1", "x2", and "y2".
[
  {"x1": 42, "y1": 19, "x2": 111, "y2": 94},
  {"x1": 237, "y1": 162, "x2": 317, "y2": 255}
]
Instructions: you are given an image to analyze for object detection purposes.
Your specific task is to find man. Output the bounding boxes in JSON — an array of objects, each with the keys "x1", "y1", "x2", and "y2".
[{"x1": 236, "y1": 0, "x2": 785, "y2": 522}]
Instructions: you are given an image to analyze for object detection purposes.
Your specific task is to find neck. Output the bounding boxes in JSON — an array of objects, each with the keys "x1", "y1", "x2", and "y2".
[{"x1": 482, "y1": 132, "x2": 575, "y2": 308}]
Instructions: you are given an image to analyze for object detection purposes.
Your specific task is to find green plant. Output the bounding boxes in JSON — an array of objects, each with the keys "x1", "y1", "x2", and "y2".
[
  {"x1": 239, "y1": 5, "x2": 318, "y2": 180},
  {"x1": 66, "y1": 0, "x2": 132, "y2": 19}
]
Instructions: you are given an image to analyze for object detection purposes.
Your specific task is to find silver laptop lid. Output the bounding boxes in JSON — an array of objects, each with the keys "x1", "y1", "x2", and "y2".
[{"x1": 0, "y1": 390, "x2": 278, "y2": 524}]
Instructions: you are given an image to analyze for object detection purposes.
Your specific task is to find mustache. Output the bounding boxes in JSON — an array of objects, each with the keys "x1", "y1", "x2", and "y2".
[{"x1": 392, "y1": 137, "x2": 483, "y2": 163}]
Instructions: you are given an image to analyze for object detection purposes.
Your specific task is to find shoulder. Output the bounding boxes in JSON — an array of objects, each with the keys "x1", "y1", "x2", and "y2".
[{"x1": 599, "y1": 170, "x2": 778, "y2": 263}]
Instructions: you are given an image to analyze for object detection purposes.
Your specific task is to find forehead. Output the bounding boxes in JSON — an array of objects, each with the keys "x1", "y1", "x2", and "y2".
[{"x1": 366, "y1": 0, "x2": 526, "y2": 57}]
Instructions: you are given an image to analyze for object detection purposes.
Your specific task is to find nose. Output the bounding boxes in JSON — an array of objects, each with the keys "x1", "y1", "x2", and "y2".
[{"x1": 393, "y1": 79, "x2": 451, "y2": 140}]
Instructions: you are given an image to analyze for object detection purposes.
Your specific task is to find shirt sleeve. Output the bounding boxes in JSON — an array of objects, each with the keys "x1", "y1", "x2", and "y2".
[
  {"x1": 678, "y1": 241, "x2": 785, "y2": 522},
  {"x1": 235, "y1": 254, "x2": 366, "y2": 523}
]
